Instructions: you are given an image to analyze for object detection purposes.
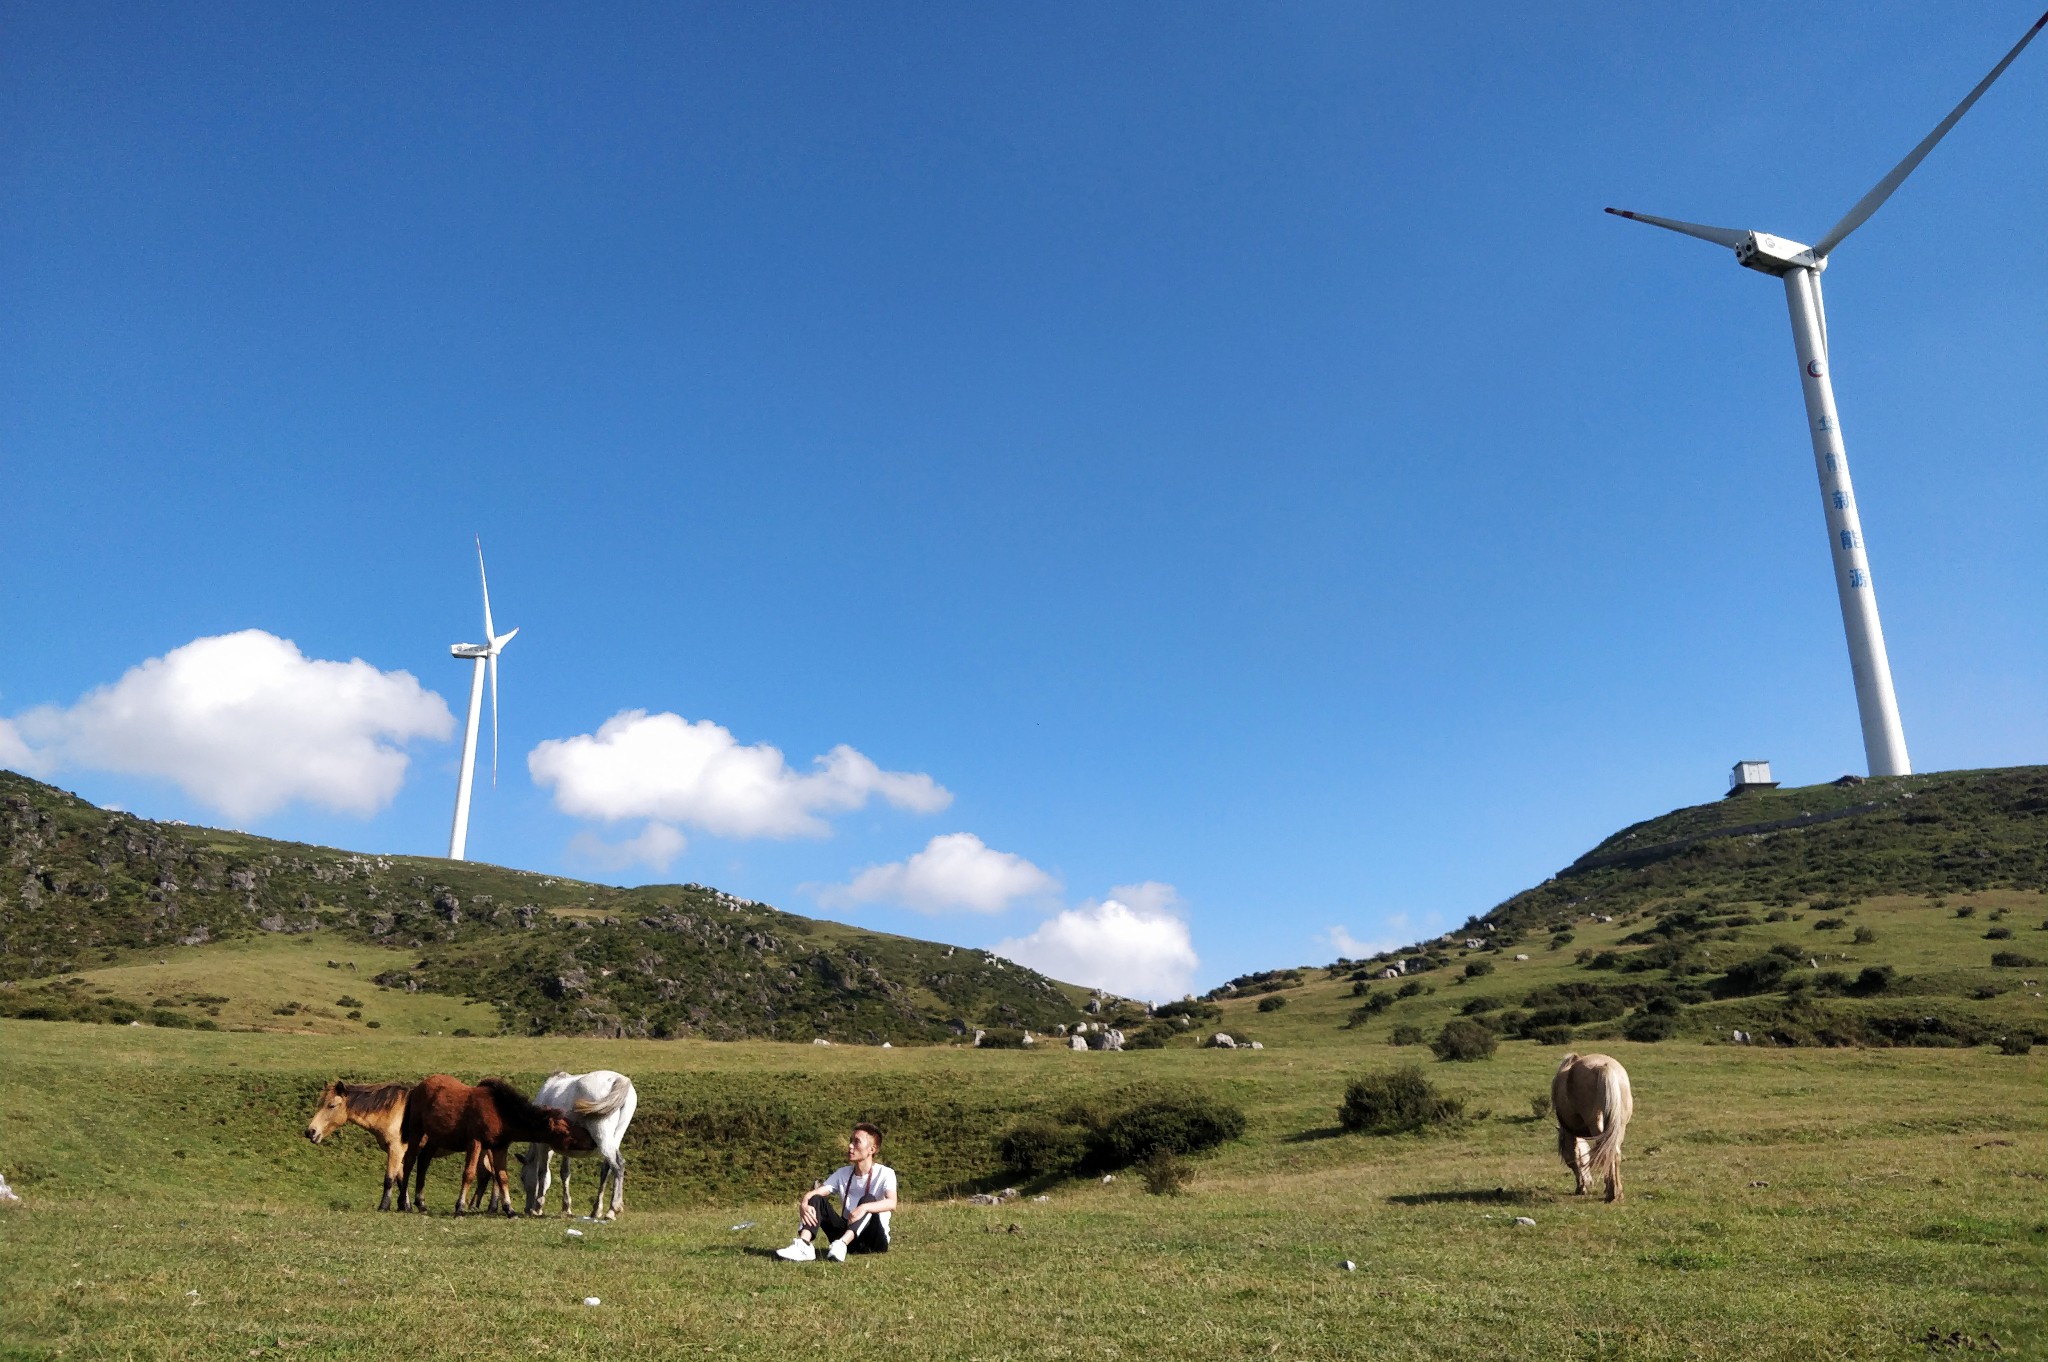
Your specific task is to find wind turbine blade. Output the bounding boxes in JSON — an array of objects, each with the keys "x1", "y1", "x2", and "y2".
[
  {"x1": 476, "y1": 537, "x2": 496, "y2": 642},
  {"x1": 1814, "y1": 11, "x2": 2048, "y2": 258},
  {"x1": 1604, "y1": 208, "x2": 1751, "y2": 250},
  {"x1": 494, "y1": 625, "x2": 519, "y2": 650},
  {"x1": 489, "y1": 652, "x2": 499, "y2": 787}
]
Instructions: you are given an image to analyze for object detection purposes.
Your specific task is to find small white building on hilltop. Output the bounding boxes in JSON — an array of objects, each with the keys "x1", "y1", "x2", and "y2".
[{"x1": 1729, "y1": 760, "x2": 1779, "y2": 795}]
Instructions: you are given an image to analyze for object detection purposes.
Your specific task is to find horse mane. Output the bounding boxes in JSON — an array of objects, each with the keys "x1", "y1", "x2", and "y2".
[
  {"x1": 478, "y1": 1076, "x2": 566, "y2": 1125},
  {"x1": 339, "y1": 1081, "x2": 408, "y2": 1117}
]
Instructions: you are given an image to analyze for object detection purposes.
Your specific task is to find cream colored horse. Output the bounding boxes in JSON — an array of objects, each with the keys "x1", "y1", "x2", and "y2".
[{"x1": 1551, "y1": 1053, "x2": 1633, "y2": 1202}]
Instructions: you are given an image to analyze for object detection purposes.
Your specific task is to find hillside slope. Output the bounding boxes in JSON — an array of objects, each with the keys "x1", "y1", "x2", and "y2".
[
  {"x1": 0, "y1": 772, "x2": 1085, "y2": 1042},
  {"x1": 1199, "y1": 766, "x2": 2048, "y2": 1053}
]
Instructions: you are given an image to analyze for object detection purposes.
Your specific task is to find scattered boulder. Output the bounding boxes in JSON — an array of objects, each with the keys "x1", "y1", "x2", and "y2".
[
  {"x1": 1208, "y1": 1033, "x2": 1238, "y2": 1049},
  {"x1": 1069, "y1": 1035, "x2": 1088, "y2": 1051}
]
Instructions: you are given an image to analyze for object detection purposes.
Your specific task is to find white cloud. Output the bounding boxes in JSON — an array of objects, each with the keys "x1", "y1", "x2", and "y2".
[
  {"x1": 0, "y1": 717, "x2": 36, "y2": 772},
  {"x1": 8, "y1": 631, "x2": 453, "y2": 821},
  {"x1": 567, "y1": 821, "x2": 688, "y2": 874},
  {"x1": 995, "y1": 881, "x2": 1199, "y2": 1002},
  {"x1": 816, "y1": 832, "x2": 1060, "y2": 915},
  {"x1": 528, "y1": 709, "x2": 950, "y2": 839},
  {"x1": 1323, "y1": 924, "x2": 1398, "y2": 960}
]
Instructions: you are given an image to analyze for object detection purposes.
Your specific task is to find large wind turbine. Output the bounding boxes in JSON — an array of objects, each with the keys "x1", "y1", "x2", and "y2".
[
  {"x1": 1607, "y1": 12, "x2": 2045, "y2": 778},
  {"x1": 448, "y1": 538, "x2": 518, "y2": 861}
]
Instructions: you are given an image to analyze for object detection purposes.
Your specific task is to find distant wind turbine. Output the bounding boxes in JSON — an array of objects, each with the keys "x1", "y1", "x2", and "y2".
[
  {"x1": 1607, "y1": 12, "x2": 2046, "y2": 778},
  {"x1": 448, "y1": 538, "x2": 518, "y2": 861}
]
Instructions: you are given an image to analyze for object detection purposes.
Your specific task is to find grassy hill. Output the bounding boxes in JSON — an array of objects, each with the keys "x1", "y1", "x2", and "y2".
[
  {"x1": 1196, "y1": 766, "x2": 2048, "y2": 1056},
  {"x1": 1, "y1": 769, "x2": 2044, "y2": 1357},
  {"x1": 0, "y1": 771, "x2": 1086, "y2": 1043}
]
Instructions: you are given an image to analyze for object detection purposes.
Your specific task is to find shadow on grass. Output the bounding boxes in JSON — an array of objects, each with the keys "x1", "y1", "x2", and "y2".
[
  {"x1": 1386, "y1": 1187, "x2": 1539, "y2": 1206},
  {"x1": 1283, "y1": 1126, "x2": 1349, "y2": 1144}
]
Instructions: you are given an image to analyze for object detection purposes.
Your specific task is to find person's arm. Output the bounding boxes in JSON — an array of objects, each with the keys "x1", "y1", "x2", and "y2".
[
  {"x1": 845, "y1": 1172, "x2": 898, "y2": 1227},
  {"x1": 798, "y1": 1173, "x2": 838, "y2": 1227}
]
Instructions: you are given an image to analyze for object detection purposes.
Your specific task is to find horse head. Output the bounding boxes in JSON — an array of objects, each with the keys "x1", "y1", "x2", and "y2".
[{"x1": 304, "y1": 1081, "x2": 349, "y2": 1144}]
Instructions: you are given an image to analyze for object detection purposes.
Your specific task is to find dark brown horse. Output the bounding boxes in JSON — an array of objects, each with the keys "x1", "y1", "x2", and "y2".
[{"x1": 399, "y1": 1075, "x2": 586, "y2": 1216}]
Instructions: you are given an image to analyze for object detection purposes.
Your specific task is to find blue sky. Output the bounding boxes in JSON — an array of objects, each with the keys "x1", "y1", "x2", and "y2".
[{"x1": 4, "y1": 2, "x2": 2043, "y2": 997}]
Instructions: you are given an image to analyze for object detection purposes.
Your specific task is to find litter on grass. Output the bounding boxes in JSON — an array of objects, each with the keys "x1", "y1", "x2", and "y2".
[
  {"x1": 583, "y1": 1297, "x2": 601, "y2": 1307},
  {"x1": 1341, "y1": 1261, "x2": 1356, "y2": 1272},
  {"x1": 729, "y1": 1221, "x2": 756, "y2": 1231},
  {"x1": 566, "y1": 1229, "x2": 583, "y2": 1238},
  {"x1": 1514, "y1": 1217, "x2": 1537, "y2": 1227}
]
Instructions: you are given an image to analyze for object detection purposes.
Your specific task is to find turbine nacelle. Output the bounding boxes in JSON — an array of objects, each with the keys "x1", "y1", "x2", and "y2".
[
  {"x1": 1733, "y1": 232, "x2": 1819, "y2": 278},
  {"x1": 451, "y1": 642, "x2": 492, "y2": 658}
]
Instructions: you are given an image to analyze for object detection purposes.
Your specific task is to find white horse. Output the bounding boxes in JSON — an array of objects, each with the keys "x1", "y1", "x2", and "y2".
[
  {"x1": 1551, "y1": 1052, "x2": 1633, "y2": 1203},
  {"x1": 518, "y1": 1070, "x2": 637, "y2": 1220}
]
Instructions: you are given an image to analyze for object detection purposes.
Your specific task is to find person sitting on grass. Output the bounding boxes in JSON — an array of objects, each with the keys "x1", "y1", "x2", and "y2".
[{"x1": 774, "y1": 1123, "x2": 897, "y2": 1261}]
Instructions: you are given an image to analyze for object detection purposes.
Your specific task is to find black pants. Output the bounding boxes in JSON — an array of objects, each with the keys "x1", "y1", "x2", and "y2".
[{"x1": 804, "y1": 1194, "x2": 890, "y2": 1254}]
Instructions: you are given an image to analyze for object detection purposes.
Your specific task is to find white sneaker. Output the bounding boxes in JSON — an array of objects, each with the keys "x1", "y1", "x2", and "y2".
[
  {"x1": 774, "y1": 1238, "x2": 816, "y2": 1262},
  {"x1": 825, "y1": 1239, "x2": 848, "y2": 1262}
]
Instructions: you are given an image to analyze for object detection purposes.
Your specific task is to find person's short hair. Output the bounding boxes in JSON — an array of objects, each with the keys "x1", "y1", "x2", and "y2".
[{"x1": 851, "y1": 1122, "x2": 882, "y2": 1149}]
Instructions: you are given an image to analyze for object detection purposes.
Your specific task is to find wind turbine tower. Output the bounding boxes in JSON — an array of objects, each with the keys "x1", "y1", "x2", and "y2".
[
  {"x1": 448, "y1": 538, "x2": 518, "y2": 861},
  {"x1": 1608, "y1": 12, "x2": 2045, "y2": 777}
]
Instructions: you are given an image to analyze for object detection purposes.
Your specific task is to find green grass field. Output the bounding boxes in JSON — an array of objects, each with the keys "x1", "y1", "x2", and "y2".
[{"x1": 2, "y1": 1001, "x2": 2043, "y2": 1359}]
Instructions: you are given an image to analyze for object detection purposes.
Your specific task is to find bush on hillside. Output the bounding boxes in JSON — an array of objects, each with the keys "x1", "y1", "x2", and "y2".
[
  {"x1": 1717, "y1": 954, "x2": 1794, "y2": 998},
  {"x1": 996, "y1": 1118, "x2": 1090, "y2": 1176},
  {"x1": 1530, "y1": 1025, "x2": 1574, "y2": 1046},
  {"x1": 1954, "y1": 904, "x2": 1976, "y2": 918},
  {"x1": 976, "y1": 1028, "x2": 1031, "y2": 1049},
  {"x1": 1992, "y1": 951, "x2": 2045, "y2": 968},
  {"x1": 995, "y1": 1092, "x2": 1247, "y2": 1178},
  {"x1": 1139, "y1": 1151, "x2": 1194, "y2": 1196},
  {"x1": 1984, "y1": 927, "x2": 2013, "y2": 940},
  {"x1": 1997, "y1": 1035, "x2": 2033, "y2": 1056},
  {"x1": 1430, "y1": 1019, "x2": 1499, "y2": 1062},
  {"x1": 1846, "y1": 965, "x2": 1896, "y2": 996},
  {"x1": 1463, "y1": 960, "x2": 1494, "y2": 980},
  {"x1": 1257, "y1": 994, "x2": 1288, "y2": 1013},
  {"x1": 1345, "y1": 993, "x2": 1393, "y2": 1026},
  {"x1": 1460, "y1": 996, "x2": 1501, "y2": 1015},
  {"x1": 1623, "y1": 1012, "x2": 1676, "y2": 1043},
  {"x1": 1852, "y1": 926, "x2": 1878, "y2": 945},
  {"x1": 1338, "y1": 1066, "x2": 1464, "y2": 1134},
  {"x1": 1395, "y1": 981, "x2": 1425, "y2": 1000},
  {"x1": 1388, "y1": 1024, "x2": 1424, "y2": 1046},
  {"x1": 1813, "y1": 917, "x2": 1846, "y2": 931}
]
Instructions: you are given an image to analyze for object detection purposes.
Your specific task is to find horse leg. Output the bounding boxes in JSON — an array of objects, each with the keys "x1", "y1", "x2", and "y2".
[
  {"x1": 408, "y1": 1148, "x2": 434, "y2": 1214},
  {"x1": 456, "y1": 1145, "x2": 483, "y2": 1216},
  {"x1": 380, "y1": 1140, "x2": 405, "y2": 1212},
  {"x1": 606, "y1": 1150, "x2": 624, "y2": 1219},
  {"x1": 557, "y1": 1151, "x2": 573, "y2": 1217},
  {"x1": 1557, "y1": 1128, "x2": 1585, "y2": 1194},
  {"x1": 493, "y1": 1144, "x2": 517, "y2": 1218}
]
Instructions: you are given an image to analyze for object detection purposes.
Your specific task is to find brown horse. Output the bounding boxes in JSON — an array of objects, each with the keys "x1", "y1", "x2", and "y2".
[
  {"x1": 304, "y1": 1080, "x2": 413, "y2": 1211},
  {"x1": 305, "y1": 1079, "x2": 507, "y2": 1212},
  {"x1": 399, "y1": 1075, "x2": 586, "y2": 1216},
  {"x1": 1552, "y1": 1052, "x2": 1634, "y2": 1203}
]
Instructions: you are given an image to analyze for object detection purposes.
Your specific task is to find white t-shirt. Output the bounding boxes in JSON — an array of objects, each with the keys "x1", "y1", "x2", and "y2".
[{"x1": 822, "y1": 1161, "x2": 897, "y2": 1240}]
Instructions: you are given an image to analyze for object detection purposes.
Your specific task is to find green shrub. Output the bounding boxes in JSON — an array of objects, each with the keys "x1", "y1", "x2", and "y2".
[
  {"x1": 1954, "y1": 905, "x2": 1976, "y2": 918},
  {"x1": 1345, "y1": 994, "x2": 1392, "y2": 1027},
  {"x1": 1462, "y1": 960, "x2": 1494, "y2": 979},
  {"x1": 1530, "y1": 1025, "x2": 1574, "y2": 1046},
  {"x1": 976, "y1": 1027, "x2": 1030, "y2": 1049},
  {"x1": 1587, "y1": 951, "x2": 1620, "y2": 970},
  {"x1": 1256, "y1": 995, "x2": 1288, "y2": 1013},
  {"x1": 1996, "y1": 1036, "x2": 2033, "y2": 1057},
  {"x1": 1984, "y1": 927, "x2": 2013, "y2": 940},
  {"x1": 1623, "y1": 1012, "x2": 1676, "y2": 1042},
  {"x1": 1813, "y1": 917, "x2": 1846, "y2": 931},
  {"x1": 1094, "y1": 1095, "x2": 1246, "y2": 1167},
  {"x1": 1395, "y1": 981, "x2": 1424, "y2": 999},
  {"x1": 1991, "y1": 951, "x2": 2045, "y2": 968},
  {"x1": 1430, "y1": 1019, "x2": 1498, "y2": 1062},
  {"x1": 1717, "y1": 954, "x2": 1794, "y2": 998},
  {"x1": 1847, "y1": 965, "x2": 1896, "y2": 996},
  {"x1": 1851, "y1": 926, "x2": 1878, "y2": 945},
  {"x1": 1139, "y1": 1151, "x2": 1193, "y2": 1196},
  {"x1": 1549, "y1": 932, "x2": 1574, "y2": 949},
  {"x1": 996, "y1": 1117, "x2": 1091, "y2": 1176},
  {"x1": 1529, "y1": 1094, "x2": 1552, "y2": 1121},
  {"x1": 1338, "y1": 1066, "x2": 1464, "y2": 1134},
  {"x1": 1459, "y1": 996, "x2": 1501, "y2": 1015}
]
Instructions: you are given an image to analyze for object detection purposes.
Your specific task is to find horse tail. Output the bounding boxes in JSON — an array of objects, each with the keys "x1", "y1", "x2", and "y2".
[
  {"x1": 1586, "y1": 1060, "x2": 1632, "y2": 1196},
  {"x1": 574, "y1": 1074, "x2": 634, "y2": 1118}
]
